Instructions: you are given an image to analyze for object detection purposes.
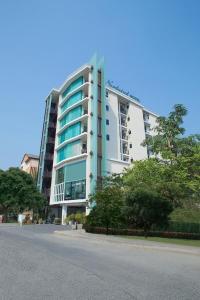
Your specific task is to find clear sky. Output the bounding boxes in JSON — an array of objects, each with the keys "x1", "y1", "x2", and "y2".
[{"x1": 0, "y1": 0, "x2": 199, "y2": 170}]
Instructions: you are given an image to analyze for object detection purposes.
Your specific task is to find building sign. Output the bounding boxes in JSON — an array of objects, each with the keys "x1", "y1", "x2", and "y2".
[{"x1": 107, "y1": 80, "x2": 139, "y2": 102}]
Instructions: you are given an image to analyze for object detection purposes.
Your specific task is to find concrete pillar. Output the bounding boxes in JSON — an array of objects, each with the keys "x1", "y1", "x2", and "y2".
[
  {"x1": 62, "y1": 205, "x2": 67, "y2": 225},
  {"x1": 86, "y1": 205, "x2": 91, "y2": 216}
]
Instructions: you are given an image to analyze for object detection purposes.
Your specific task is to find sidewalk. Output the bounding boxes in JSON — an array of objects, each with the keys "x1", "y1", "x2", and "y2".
[
  {"x1": 54, "y1": 229, "x2": 200, "y2": 256},
  {"x1": 0, "y1": 223, "x2": 18, "y2": 227}
]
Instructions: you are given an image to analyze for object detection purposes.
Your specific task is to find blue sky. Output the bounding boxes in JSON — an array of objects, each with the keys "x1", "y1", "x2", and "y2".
[{"x1": 0, "y1": 0, "x2": 199, "y2": 170}]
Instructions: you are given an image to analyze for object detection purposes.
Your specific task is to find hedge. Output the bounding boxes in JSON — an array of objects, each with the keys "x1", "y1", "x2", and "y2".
[{"x1": 85, "y1": 226, "x2": 200, "y2": 240}]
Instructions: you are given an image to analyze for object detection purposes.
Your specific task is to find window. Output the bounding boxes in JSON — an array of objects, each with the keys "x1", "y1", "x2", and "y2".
[
  {"x1": 106, "y1": 134, "x2": 110, "y2": 141},
  {"x1": 56, "y1": 167, "x2": 64, "y2": 184},
  {"x1": 64, "y1": 179, "x2": 86, "y2": 200},
  {"x1": 62, "y1": 76, "x2": 84, "y2": 99},
  {"x1": 129, "y1": 144, "x2": 132, "y2": 148},
  {"x1": 106, "y1": 90, "x2": 108, "y2": 97},
  {"x1": 58, "y1": 122, "x2": 81, "y2": 144},
  {"x1": 106, "y1": 105, "x2": 109, "y2": 111},
  {"x1": 106, "y1": 119, "x2": 109, "y2": 125}
]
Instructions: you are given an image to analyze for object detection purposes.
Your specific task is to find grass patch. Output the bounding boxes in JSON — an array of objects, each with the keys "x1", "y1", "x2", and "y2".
[
  {"x1": 170, "y1": 208, "x2": 200, "y2": 223},
  {"x1": 120, "y1": 236, "x2": 200, "y2": 247}
]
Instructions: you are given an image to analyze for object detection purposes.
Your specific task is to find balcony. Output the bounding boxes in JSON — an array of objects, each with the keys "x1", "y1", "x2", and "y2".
[
  {"x1": 45, "y1": 153, "x2": 53, "y2": 160},
  {"x1": 60, "y1": 81, "x2": 89, "y2": 107},
  {"x1": 121, "y1": 115, "x2": 127, "y2": 127},
  {"x1": 82, "y1": 123, "x2": 88, "y2": 133},
  {"x1": 122, "y1": 135, "x2": 128, "y2": 141},
  {"x1": 43, "y1": 188, "x2": 51, "y2": 197},
  {"x1": 143, "y1": 112, "x2": 150, "y2": 123},
  {"x1": 50, "y1": 107, "x2": 57, "y2": 114},
  {"x1": 43, "y1": 170, "x2": 52, "y2": 178},
  {"x1": 121, "y1": 128, "x2": 128, "y2": 140},
  {"x1": 48, "y1": 121, "x2": 56, "y2": 129},
  {"x1": 144, "y1": 118, "x2": 150, "y2": 125},
  {"x1": 64, "y1": 179, "x2": 86, "y2": 201},
  {"x1": 145, "y1": 126, "x2": 151, "y2": 136},
  {"x1": 120, "y1": 103, "x2": 128, "y2": 115},
  {"x1": 47, "y1": 136, "x2": 55, "y2": 144},
  {"x1": 58, "y1": 97, "x2": 89, "y2": 121},
  {"x1": 55, "y1": 131, "x2": 87, "y2": 152},
  {"x1": 122, "y1": 149, "x2": 129, "y2": 155},
  {"x1": 122, "y1": 155, "x2": 129, "y2": 162},
  {"x1": 53, "y1": 179, "x2": 86, "y2": 203}
]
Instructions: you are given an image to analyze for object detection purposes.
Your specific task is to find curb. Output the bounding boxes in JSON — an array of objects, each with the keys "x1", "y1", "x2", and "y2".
[{"x1": 54, "y1": 230, "x2": 200, "y2": 256}]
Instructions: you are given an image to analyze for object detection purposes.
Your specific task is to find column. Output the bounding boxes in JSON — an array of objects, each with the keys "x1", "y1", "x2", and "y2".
[{"x1": 62, "y1": 205, "x2": 67, "y2": 225}]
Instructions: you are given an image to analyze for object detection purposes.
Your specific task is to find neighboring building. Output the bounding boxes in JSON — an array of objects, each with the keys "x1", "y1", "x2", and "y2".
[
  {"x1": 21, "y1": 153, "x2": 39, "y2": 179},
  {"x1": 37, "y1": 55, "x2": 158, "y2": 223}
]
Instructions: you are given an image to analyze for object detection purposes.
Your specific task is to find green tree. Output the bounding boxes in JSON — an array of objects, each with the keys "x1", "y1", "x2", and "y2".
[
  {"x1": 87, "y1": 176, "x2": 124, "y2": 234},
  {"x1": 124, "y1": 188, "x2": 173, "y2": 235},
  {"x1": 124, "y1": 159, "x2": 185, "y2": 207},
  {"x1": 143, "y1": 104, "x2": 187, "y2": 161},
  {"x1": 0, "y1": 168, "x2": 46, "y2": 220}
]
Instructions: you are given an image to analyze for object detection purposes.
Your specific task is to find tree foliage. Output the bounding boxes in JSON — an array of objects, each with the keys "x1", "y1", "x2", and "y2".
[
  {"x1": 124, "y1": 188, "x2": 173, "y2": 233},
  {"x1": 87, "y1": 176, "x2": 124, "y2": 233},
  {"x1": 87, "y1": 104, "x2": 199, "y2": 232},
  {"x1": 124, "y1": 159, "x2": 187, "y2": 207},
  {"x1": 143, "y1": 104, "x2": 187, "y2": 160},
  {"x1": 0, "y1": 168, "x2": 46, "y2": 218}
]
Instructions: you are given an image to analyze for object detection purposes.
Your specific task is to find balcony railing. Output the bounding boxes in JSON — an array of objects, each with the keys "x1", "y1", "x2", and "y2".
[
  {"x1": 81, "y1": 148, "x2": 87, "y2": 154},
  {"x1": 120, "y1": 108, "x2": 127, "y2": 115},
  {"x1": 121, "y1": 120, "x2": 127, "y2": 127},
  {"x1": 122, "y1": 149, "x2": 129, "y2": 155},
  {"x1": 82, "y1": 126, "x2": 88, "y2": 133}
]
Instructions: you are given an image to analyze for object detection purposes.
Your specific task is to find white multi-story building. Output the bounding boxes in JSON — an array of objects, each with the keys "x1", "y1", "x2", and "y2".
[{"x1": 37, "y1": 55, "x2": 157, "y2": 223}]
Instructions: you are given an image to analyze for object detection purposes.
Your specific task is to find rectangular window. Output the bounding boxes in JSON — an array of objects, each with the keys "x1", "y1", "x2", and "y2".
[
  {"x1": 129, "y1": 144, "x2": 132, "y2": 148},
  {"x1": 56, "y1": 167, "x2": 64, "y2": 184},
  {"x1": 106, "y1": 119, "x2": 109, "y2": 125},
  {"x1": 106, "y1": 105, "x2": 109, "y2": 111},
  {"x1": 106, "y1": 134, "x2": 110, "y2": 141}
]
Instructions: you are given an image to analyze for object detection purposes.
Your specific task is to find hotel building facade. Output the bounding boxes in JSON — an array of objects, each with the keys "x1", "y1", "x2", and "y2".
[{"x1": 37, "y1": 55, "x2": 157, "y2": 223}]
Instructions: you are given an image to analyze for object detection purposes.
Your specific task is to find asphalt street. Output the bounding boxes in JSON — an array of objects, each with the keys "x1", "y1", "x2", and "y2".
[{"x1": 0, "y1": 224, "x2": 199, "y2": 300}]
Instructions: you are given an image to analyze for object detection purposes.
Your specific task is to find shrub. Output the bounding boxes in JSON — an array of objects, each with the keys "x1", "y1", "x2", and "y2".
[
  {"x1": 85, "y1": 226, "x2": 200, "y2": 240},
  {"x1": 65, "y1": 214, "x2": 75, "y2": 224},
  {"x1": 54, "y1": 218, "x2": 61, "y2": 225},
  {"x1": 125, "y1": 188, "x2": 173, "y2": 234},
  {"x1": 75, "y1": 212, "x2": 86, "y2": 224}
]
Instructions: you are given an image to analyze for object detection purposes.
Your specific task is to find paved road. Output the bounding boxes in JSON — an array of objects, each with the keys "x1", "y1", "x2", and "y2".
[{"x1": 0, "y1": 225, "x2": 199, "y2": 300}]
